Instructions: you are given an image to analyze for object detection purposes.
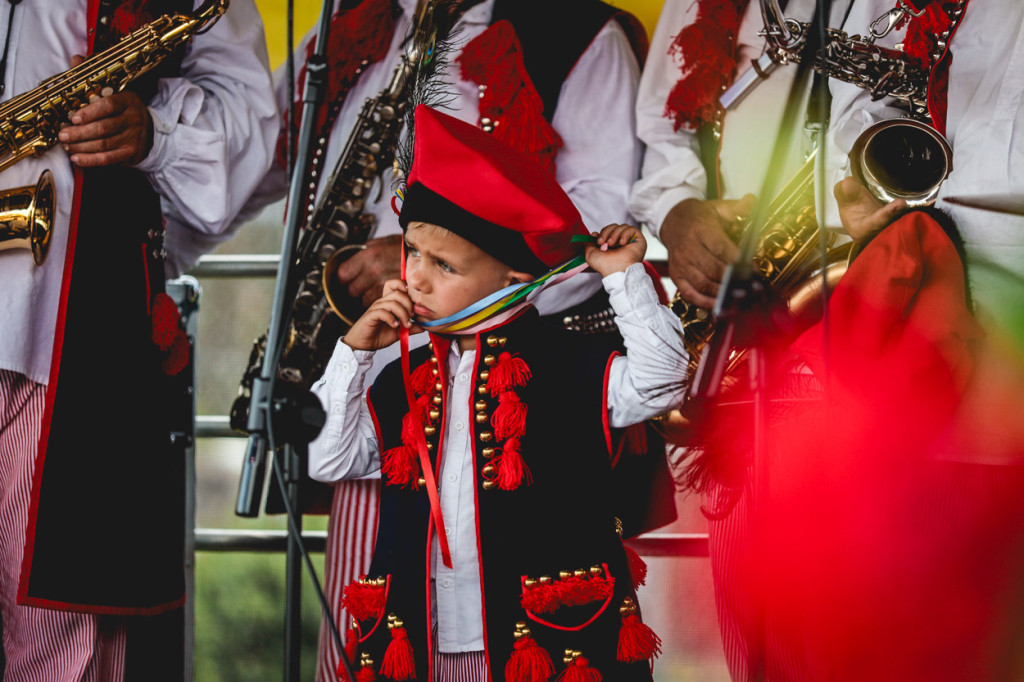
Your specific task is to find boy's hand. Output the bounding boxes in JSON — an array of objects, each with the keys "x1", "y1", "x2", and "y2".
[
  {"x1": 585, "y1": 223, "x2": 647, "y2": 277},
  {"x1": 343, "y1": 280, "x2": 423, "y2": 351}
]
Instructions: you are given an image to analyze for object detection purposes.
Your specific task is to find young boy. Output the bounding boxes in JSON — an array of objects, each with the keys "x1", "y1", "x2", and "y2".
[{"x1": 309, "y1": 105, "x2": 688, "y2": 681}]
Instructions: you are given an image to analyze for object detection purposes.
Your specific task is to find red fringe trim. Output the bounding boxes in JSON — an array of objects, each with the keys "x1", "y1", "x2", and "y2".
[
  {"x1": 664, "y1": 0, "x2": 746, "y2": 131},
  {"x1": 276, "y1": 0, "x2": 396, "y2": 168},
  {"x1": 521, "y1": 573, "x2": 615, "y2": 615},
  {"x1": 505, "y1": 634, "x2": 556, "y2": 682},
  {"x1": 617, "y1": 614, "x2": 662, "y2": 663},
  {"x1": 381, "y1": 625, "x2": 416, "y2": 680},
  {"x1": 487, "y1": 352, "x2": 532, "y2": 395},
  {"x1": 458, "y1": 20, "x2": 564, "y2": 174}
]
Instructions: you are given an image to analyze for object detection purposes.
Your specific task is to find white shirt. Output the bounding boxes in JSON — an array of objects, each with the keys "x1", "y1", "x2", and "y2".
[
  {"x1": 0, "y1": 0, "x2": 277, "y2": 384},
  {"x1": 241, "y1": 0, "x2": 643, "y2": 315},
  {"x1": 826, "y1": 0, "x2": 1024, "y2": 314},
  {"x1": 307, "y1": 263, "x2": 689, "y2": 651}
]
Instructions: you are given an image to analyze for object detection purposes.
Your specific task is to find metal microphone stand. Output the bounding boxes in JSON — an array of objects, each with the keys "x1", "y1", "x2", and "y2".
[
  {"x1": 235, "y1": 0, "x2": 349, "y2": 679},
  {"x1": 689, "y1": 3, "x2": 832, "y2": 678}
]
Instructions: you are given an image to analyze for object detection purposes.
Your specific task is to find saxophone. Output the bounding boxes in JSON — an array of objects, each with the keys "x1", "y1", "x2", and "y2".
[
  {"x1": 230, "y1": 0, "x2": 454, "y2": 432},
  {"x1": 669, "y1": 0, "x2": 961, "y2": 412},
  {"x1": 0, "y1": 0, "x2": 228, "y2": 174}
]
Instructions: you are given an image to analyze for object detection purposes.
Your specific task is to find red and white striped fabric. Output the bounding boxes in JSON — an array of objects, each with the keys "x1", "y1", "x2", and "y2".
[
  {"x1": 316, "y1": 478, "x2": 380, "y2": 682},
  {"x1": 0, "y1": 370, "x2": 126, "y2": 681},
  {"x1": 433, "y1": 648, "x2": 488, "y2": 682}
]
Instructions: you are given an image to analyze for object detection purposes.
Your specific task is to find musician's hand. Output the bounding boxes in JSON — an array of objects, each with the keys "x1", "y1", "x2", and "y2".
[
  {"x1": 335, "y1": 235, "x2": 403, "y2": 308},
  {"x1": 834, "y1": 177, "x2": 907, "y2": 240},
  {"x1": 344, "y1": 279, "x2": 423, "y2": 352},
  {"x1": 58, "y1": 56, "x2": 153, "y2": 167},
  {"x1": 660, "y1": 195, "x2": 755, "y2": 309},
  {"x1": 585, "y1": 223, "x2": 646, "y2": 277}
]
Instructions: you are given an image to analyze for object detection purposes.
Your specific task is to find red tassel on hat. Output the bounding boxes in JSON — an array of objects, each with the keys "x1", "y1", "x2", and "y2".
[
  {"x1": 506, "y1": 624, "x2": 555, "y2": 682},
  {"x1": 495, "y1": 437, "x2": 532, "y2": 491},
  {"x1": 487, "y1": 352, "x2": 531, "y2": 395},
  {"x1": 616, "y1": 598, "x2": 662, "y2": 664},
  {"x1": 555, "y1": 655, "x2": 602, "y2": 682},
  {"x1": 382, "y1": 444, "x2": 419, "y2": 488},
  {"x1": 493, "y1": 391, "x2": 527, "y2": 441},
  {"x1": 381, "y1": 618, "x2": 416, "y2": 681}
]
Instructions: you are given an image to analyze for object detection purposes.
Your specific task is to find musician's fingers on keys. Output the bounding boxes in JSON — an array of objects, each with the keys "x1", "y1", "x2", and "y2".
[{"x1": 59, "y1": 90, "x2": 153, "y2": 167}]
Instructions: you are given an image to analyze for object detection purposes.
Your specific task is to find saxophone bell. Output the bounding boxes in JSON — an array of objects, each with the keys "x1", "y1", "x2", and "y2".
[
  {"x1": 0, "y1": 169, "x2": 55, "y2": 265},
  {"x1": 849, "y1": 118, "x2": 952, "y2": 207}
]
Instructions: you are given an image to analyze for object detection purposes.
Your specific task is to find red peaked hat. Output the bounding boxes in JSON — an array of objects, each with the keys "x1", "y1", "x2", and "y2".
[{"x1": 399, "y1": 105, "x2": 587, "y2": 275}]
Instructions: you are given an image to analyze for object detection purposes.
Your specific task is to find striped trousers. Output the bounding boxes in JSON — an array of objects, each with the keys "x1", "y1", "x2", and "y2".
[
  {"x1": 316, "y1": 478, "x2": 380, "y2": 682},
  {"x1": 0, "y1": 370, "x2": 126, "y2": 681}
]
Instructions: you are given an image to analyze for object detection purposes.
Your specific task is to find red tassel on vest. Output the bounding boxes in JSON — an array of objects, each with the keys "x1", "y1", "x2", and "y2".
[
  {"x1": 555, "y1": 653, "x2": 602, "y2": 681},
  {"x1": 380, "y1": 616, "x2": 416, "y2": 681},
  {"x1": 616, "y1": 597, "x2": 662, "y2": 664},
  {"x1": 506, "y1": 622, "x2": 556, "y2": 682},
  {"x1": 487, "y1": 352, "x2": 532, "y2": 394}
]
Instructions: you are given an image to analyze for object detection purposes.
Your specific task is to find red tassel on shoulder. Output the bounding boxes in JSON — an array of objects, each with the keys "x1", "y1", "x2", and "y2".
[
  {"x1": 381, "y1": 617, "x2": 416, "y2": 681},
  {"x1": 616, "y1": 598, "x2": 662, "y2": 664},
  {"x1": 506, "y1": 623, "x2": 555, "y2": 682},
  {"x1": 487, "y1": 352, "x2": 531, "y2": 395},
  {"x1": 555, "y1": 653, "x2": 602, "y2": 682},
  {"x1": 355, "y1": 667, "x2": 376, "y2": 682},
  {"x1": 495, "y1": 437, "x2": 532, "y2": 491},
  {"x1": 493, "y1": 391, "x2": 528, "y2": 441},
  {"x1": 382, "y1": 444, "x2": 419, "y2": 488}
]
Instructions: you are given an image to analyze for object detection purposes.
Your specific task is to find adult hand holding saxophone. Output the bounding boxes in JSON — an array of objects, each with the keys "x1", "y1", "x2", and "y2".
[
  {"x1": 660, "y1": 193, "x2": 755, "y2": 308},
  {"x1": 57, "y1": 54, "x2": 153, "y2": 167}
]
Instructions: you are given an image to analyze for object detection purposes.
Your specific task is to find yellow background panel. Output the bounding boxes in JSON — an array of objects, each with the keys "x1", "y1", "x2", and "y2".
[{"x1": 254, "y1": 0, "x2": 666, "y2": 69}]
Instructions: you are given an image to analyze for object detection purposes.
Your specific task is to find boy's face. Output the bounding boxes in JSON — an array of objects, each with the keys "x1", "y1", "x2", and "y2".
[{"x1": 404, "y1": 221, "x2": 530, "y2": 322}]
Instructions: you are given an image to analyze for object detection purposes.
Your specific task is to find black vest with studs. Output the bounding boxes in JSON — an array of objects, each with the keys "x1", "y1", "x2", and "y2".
[{"x1": 355, "y1": 309, "x2": 655, "y2": 681}]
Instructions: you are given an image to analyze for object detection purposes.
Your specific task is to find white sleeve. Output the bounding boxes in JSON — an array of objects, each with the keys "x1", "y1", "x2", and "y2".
[
  {"x1": 552, "y1": 20, "x2": 643, "y2": 232},
  {"x1": 628, "y1": 0, "x2": 706, "y2": 240},
  {"x1": 605, "y1": 263, "x2": 690, "y2": 427},
  {"x1": 136, "y1": 0, "x2": 279, "y2": 277},
  {"x1": 308, "y1": 340, "x2": 382, "y2": 482}
]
